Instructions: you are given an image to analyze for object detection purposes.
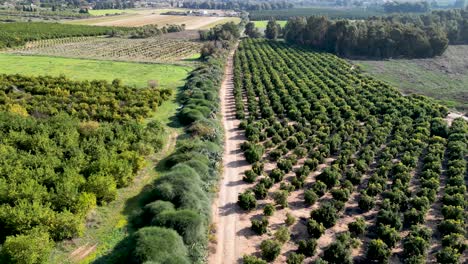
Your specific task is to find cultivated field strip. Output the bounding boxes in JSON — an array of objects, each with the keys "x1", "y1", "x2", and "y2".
[
  {"x1": 11, "y1": 36, "x2": 201, "y2": 64},
  {"x1": 233, "y1": 39, "x2": 466, "y2": 263}
]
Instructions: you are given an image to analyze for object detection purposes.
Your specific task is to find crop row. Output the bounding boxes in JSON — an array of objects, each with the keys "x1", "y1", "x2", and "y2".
[
  {"x1": 233, "y1": 39, "x2": 464, "y2": 264},
  {"x1": 12, "y1": 36, "x2": 202, "y2": 63}
]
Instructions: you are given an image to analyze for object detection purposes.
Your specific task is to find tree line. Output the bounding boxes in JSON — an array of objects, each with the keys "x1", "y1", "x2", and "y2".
[
  {"x1": 383, "y1": 1, "x2": 430, "y2": 13},
  {"x1": 281, "y1": 8, "x2": 468, "y2": 58},
  {"x1": 181, "y1": 0, "x2": 293, "y2": 11}
]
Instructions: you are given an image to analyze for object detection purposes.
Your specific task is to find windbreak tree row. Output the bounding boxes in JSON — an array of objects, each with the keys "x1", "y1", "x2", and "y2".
[{"x1": 234, "y1": 39, "x2": 465, "y2": 263}]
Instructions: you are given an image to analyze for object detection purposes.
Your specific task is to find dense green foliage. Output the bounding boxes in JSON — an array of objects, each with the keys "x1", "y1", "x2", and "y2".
[
  {"x1": 249, "y1": 7, "x2": 383, "y2": 21},
  {"x1": 283, "y1": 8, "x2": 468, "y2": 58},
  {"x1": 0, "y1": 22, "x2": 129, "y2": 48},
  {"x1": 234, "y1": 38, "x2": 461, "y2": 262},
  {"x1": 0, "y1": 74, "x2": 171, "y2": 262},
  {"x1": 182, "y1": 0, "x2": 293, "y2": 11}
]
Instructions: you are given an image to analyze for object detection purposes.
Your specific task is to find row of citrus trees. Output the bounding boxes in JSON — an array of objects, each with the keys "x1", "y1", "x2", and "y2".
[
  {"x1": 0, "y1": 75, "x2": 172, "y2": 263},
  {"x1": 234, "y1": 39, "x2": 465, "y2": 263}
]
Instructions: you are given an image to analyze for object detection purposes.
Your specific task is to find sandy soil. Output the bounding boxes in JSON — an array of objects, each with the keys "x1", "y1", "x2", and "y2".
[{"x1": 209, "y1": 43, "x2": 251, "y2": 264}]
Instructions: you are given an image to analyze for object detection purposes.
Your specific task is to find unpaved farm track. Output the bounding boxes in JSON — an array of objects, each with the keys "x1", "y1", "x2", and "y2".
[{"x1": 209, "y1": 44, "x2": 250, "y2": 264}]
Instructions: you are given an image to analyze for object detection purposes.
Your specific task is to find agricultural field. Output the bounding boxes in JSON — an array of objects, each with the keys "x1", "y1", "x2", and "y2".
[
  {"x1": 229, "y1": 39, "x2": 466, "y2": 264},
  {"x1": 249, "y1": 7, "x2": 384, "y2": 21},
  {"x1": 9, "y1": 31, "x2": 202, "y2": 64},
  {"x1": 67, "y1": 10, "x2": 241, "y2": 29},
  {"x1": 0, "y1": 54, "x2": 191, "y2": 88},
  {"x1": 353, "y1": 45, "x2": 468, "y2": 113},
  {"x1": 0, "y1": 22, "x2": 126, "y2": 48}
]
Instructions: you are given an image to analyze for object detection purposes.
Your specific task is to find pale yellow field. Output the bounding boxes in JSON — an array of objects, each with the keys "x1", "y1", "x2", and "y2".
[{"x1": 68, "y1": 8, "x2": 240, "y2": 29}]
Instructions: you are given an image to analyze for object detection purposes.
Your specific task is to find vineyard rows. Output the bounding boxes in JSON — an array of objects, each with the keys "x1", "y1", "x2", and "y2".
[
  {"x1": 12, "y1": 36, "x2": 202, "y2": 64},
  {"x1": 233, "y1": 39, "x2": 466, "y2": 263}
]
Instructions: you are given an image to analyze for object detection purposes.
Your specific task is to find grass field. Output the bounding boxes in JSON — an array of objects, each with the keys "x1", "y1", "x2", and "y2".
[
  {"x1": 88, "y1": 9, "x2": 140, "y2": 16},
  {"x1": 0, "y1": 53, "x2": 191, "y2": 88},
  {"x1": 253, "y1": 20, "x2": 287, "y2": 29},
  {"x1": 352, "y1": 45, "x2": 468, "y2": 112}
]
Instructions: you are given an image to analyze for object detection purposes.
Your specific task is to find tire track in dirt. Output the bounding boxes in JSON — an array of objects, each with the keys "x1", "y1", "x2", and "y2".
[{"x1": 209, "y1": 43, "x2": 250, "y2": 264}]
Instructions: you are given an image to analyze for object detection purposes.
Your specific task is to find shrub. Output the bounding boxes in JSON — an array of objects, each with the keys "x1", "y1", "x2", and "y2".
[
  {"x1": 402, "y1": 235, "x2": 429, "y2": 259},
  {"x1": 312, "y1": 181, "x2": 327, "y2": 196},
  {"x1": 252, "y1": 162, "x2": 264, "y2": 175},
  {"x1": 251, "y1": 217, "x2": 269, "y2": 235},
  {"x1": 132, "y1": 227, "x2": 189, "y2": 264},
  {"x1": 274, "y1": 226, "x2": 291, "y2": 244},
  {"x1": 0, "y1": 230, "x2": 54, "y2": 264},
  {"x1": 323, "y1": 240, "x2": 352, "y2": 264},
  {"x1": 244, "y1": 144, "x2": 264, "y2": 164},
  {"x1": 377, "y1": 224, "x2": 400, "y2": 247},
  {"x1": 317, "y1": 167, "x2": 341, "y2": 188},
  {"x1": 263, "y1": 204, "x2": 276, "y2": 216},
  {"x1": 243, "y1": 169, "x2": 258, "y2": 183},
  {"x1": 278, "y1": 159, "x2": 293, "y2": 172},
  {"x1": 441, "y1": 233, "x2": 467, "y2": 253},
  {"x1": 238, "y1": 191, "x2": 257, "y2": 211},
  {"x1": 304, "y1": 189, "x2": 318, "y2": 206},
  {"x1": 304, "y1": 158, "x2": 319, "y2": 170},
  {"x1": 367, "y1": 239, "x2": 391, "y2": 263},
  {"x1": 438, "y1": 219, "x2": 465, "y2": 236},
  {"x1": 260, "y1": 239, "x2": 282, "y2": 262},
  {"x1": 307, "y1": 219, "x2": 325, "y2": 238},
  {"x1": 297, "y1": 239, "x2": 317, "y2": 257},
  {"x1": 286, "y1": 136, "x2": 299, "y2": 149},
  {"x1": 331, "y1": 188, "x2": 350, "y2": 202},
  {"x1": 287, "y1": 253, "x2": 305, "y2": 264},
  {"x1": 243, "y1": 255, "x2": 268, "y2": 264},
  {"x1": 152, "y1": 209, "x2": 204, "y2": 245},
  {"x1": 404, "y1": 208, "x2": 425, "y2": 226},
  {"x1": 435, "y1": 247, "x2": 462, "y2": 264},
  {"x1": 441, "y1": 205, "x2": 464, "y2": 221},
  {"x1": 273, "y1": 190, "x2": 289, "y2": 208},
  {"x1": 285, "y1": 212, "x2": 296, "y2": 226},
  {"x1": 311, "y1": 203, "x2": 338, "y2": 228},
  {"x1": 270, "y1": 168, "x2": 285, "y2": 183},
  {"x1": 376, "y1": 209, "x2": 402, "y2": 230},
  {"x1": 348, "y1": 217, "x2": 366, "y2": 237},
  {"x1": 253, "y1": 183, "x2": 268, "y2": 199}
]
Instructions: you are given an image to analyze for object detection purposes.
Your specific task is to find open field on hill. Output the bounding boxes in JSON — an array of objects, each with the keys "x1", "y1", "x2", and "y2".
[
  {"x1": 9, "y1": 31, "x2": 202, "y2": 64},
  {"x1": 67, "y1": 11, "x2": 241, "y2": 29},
  {"x1": 217, "y1": 39, "x2": 465, "y2": 264},
  {"x1": 353, "y1": 45, "x2": 468, "y2": 113},
  {"x1": 0, "y1": 54, "x2": 191, "y2": 88}
]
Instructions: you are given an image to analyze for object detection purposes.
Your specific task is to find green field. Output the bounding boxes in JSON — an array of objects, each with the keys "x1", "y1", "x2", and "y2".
[
  {"x1": 88, "y1": 9, "x2": 140, "y2": 16},
  {"x1": 353, "y1": 45, "x2": 468, "y2": 112},
  {"x1": 253, "y1": 20, "x2": 287, "y2": 29},
  {"x1": 0, "y1": 54, "x2": 191, "y2": 89}
]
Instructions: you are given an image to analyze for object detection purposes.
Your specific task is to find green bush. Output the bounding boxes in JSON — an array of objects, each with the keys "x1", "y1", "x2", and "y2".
[
  {"x1": 243, "y1": 255, "x2": 268, "y2": 264},
  {"x1": 287, "y1": 253, "x2": 305, "y2": 264},
  {"x1": 273, "y1": 190, "x2": 289, "y2": 208},
  {"x1": 285, "y1": 212, "x2": 296, "y2": 226},
  {"x1": 377, "y1": 224, "x2": 400, "y2": 247},
  {"x1": 263, "y1": 204, "x2": 276, "y2": 216},
  {"x1": 366, "y1": 239, "x2": 390, "y2": 263},
  {"x1": 323, "y1": 240, "x2": 352, "y2": 264},
  {"x1": 304, "y1": 189, "x2": 318, "y2": 206},
  {"x1": 348, "y1": 217, "x2": 366, "y2": 237},
  {"x1": 243, "y1": 169, "x2": 258, "y2": 183},
  {"x1": 270, "y1": 168, "x2": 285, "y2": 183},
  {"x1": 251, "y1": 217, "x2": 269, "y2": 235},
  {"x1": 312, "y1": 181, "x2": 327, "y2": 197},
  {"x1": 260, "y1": 239, "x2": 282, "y2": 262},
  {"x1": 311, "y1": 203, "x2": 338, "y2": 228},
  {"x1": 307, "y1": 219, "x2": 325, "y2": 238},
  {"x1": 238, "y1": 191, "x2": 257, "y2": 210},
  {"x1": 152, "y1": 209, "x2": 205, "y2": 245},
  {"x1": 274, "y1": 226, "x2": 291, "y2": 244},
  {"x1": 435, "y1": 247, "x2": 462, "y2": 264},
  {"x1": 441, "y1": 233, "x2": 466, "y2": 253},
  {"x1": 297, "y1": 239, "x2": 317, "y2": 257},
  {"x1": 132, "y1": 227, "x2": 189, "y2": 264},
  {"x1": 0, "y1": 230, "x2": 54, "y2": 264}
]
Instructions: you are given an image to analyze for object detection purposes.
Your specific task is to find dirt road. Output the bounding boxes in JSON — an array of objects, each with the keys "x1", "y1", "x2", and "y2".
[{"x1": 209, "y1": 45, "x2": 250, "y2": 264}]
